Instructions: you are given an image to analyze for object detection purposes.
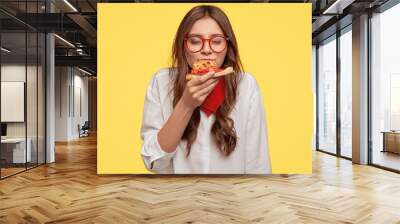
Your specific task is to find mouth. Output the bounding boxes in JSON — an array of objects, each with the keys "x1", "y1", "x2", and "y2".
[{"x1": 199, "y1": 58, "x2": 216, "y2": 61}]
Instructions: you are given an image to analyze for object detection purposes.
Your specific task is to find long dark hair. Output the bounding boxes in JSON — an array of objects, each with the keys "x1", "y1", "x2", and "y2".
[{"x1": 170, "y1": 5, "x2": 244, "y2": 157}]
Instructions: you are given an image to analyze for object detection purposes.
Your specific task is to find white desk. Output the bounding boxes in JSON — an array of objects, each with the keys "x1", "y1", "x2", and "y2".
[{"x1": 1, "y1": 138, "x2": 31, "y2": 163}]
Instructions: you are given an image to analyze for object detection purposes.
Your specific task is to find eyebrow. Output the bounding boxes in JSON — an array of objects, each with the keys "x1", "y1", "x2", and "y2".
[{"x1": 187, "y1": 33, "x2": 225, "y2": 37}]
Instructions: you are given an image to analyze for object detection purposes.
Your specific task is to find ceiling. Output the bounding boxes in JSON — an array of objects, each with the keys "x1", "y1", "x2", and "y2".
[
  {"x1": 0, "y1": 0, "x2": 395, "y2": 75},
  {"x1": 1, "y1": 0, "x2": 97, "y2": 73}
]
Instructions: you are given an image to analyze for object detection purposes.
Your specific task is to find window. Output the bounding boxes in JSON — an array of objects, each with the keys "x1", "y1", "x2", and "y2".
[
  {"x1": 339, "y1": 27, "x2": 352, "y2": 158},
  {"x1": 317, "y1": 35, "x2": 337, "y2": 154},
  {"x1": 371, "y1": 2, "x2": 400, "y2": 171}
]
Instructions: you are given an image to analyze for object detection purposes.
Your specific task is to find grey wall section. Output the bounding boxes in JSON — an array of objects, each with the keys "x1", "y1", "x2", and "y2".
[
  {"x1": 54, "y1": 67, "x2": 70, "y2": 141},
  {"x1": 312, "y1": 45, "x2": 317, "y2": 151},
  {"x1": 88, "y1": 77, "x2": 97, "y2": 132},
  {"x1": 352, "y1": 14, "x2": 369, "y2": 164},
  {"x1": 46, "y1": 33, "x2": 55, "y2": 163},
  {"x1": 54, "y1": 67, "x2": 89, "y2": 141}
]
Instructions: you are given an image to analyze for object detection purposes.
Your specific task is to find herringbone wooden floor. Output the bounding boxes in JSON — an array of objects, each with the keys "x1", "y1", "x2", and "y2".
[{"x1": 1, "y1": 134, "x2": 400, "y2": 224}]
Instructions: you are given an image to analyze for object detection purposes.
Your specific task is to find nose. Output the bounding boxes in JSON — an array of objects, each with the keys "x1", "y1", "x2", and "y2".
[{"x1": 201, "y1": 40, "x2": 212, "y2": 54}]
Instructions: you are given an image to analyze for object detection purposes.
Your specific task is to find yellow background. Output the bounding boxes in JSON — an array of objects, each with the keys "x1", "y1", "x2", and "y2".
[{"x1": 98, "y1": 3, "x2": 312, "y2": 174}]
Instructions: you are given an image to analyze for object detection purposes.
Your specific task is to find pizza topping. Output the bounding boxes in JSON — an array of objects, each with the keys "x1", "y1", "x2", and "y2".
[{"x1": 191, "y1": 59, "x2": 220, "y2": 75}]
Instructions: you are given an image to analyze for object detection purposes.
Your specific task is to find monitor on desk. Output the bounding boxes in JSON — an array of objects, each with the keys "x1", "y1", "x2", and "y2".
[{"x1": 1, "y1": 123, "x2": 7, "y2": 138}]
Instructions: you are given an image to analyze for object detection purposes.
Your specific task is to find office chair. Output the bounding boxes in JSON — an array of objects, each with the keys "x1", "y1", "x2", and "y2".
[{"x1": 79, "y1": 121, "x2": 90, "y2": 138}]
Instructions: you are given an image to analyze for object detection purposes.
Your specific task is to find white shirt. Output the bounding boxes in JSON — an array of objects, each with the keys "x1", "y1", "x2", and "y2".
[{"x1": 140, "y1": 68, "x2": 271, "y2": 174}]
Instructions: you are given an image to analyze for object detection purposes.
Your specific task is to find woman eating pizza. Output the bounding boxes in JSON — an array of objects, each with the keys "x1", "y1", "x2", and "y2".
[{"x1": 140, "y1": 5, "x2": 271, "y2": 174}]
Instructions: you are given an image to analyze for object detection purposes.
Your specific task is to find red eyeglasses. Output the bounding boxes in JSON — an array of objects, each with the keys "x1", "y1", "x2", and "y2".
[{"x1": 184, "y1": 35, "x2": 229, "y2": 53}]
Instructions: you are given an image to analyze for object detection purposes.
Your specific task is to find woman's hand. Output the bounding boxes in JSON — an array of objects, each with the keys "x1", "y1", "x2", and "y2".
[
  {"x1": 179, "y1": 71, "x2": 219, "y2": 110},
  {"x1": 157, "y1": 71, "x2": 218, "y2": 153}
]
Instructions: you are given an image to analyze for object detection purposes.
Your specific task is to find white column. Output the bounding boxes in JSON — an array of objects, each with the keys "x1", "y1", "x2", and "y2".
[
  {"x1": 352, "y1": 14, "x2": 369, "y2": 164},
  {"x1": 46, "y1": 1, "x2": 55, "y2": 163}
]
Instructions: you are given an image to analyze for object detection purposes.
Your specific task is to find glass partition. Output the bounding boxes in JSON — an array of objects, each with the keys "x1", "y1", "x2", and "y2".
[
  {"x1": 1, "y1": 30, "x2": 28, "y2": 177},
  {"x1": 0, "y1": 1, "x2": 46, "y2": 179}
]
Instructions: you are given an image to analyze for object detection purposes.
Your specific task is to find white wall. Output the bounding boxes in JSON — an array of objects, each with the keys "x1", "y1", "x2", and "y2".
[
  {"x1": 55, "y1": 67, "x2": 89, "y2": 141},
  {"x1": 1, "y1": 82, "x2": 25, "y2": 122},
  {"x1": 72, "y1": 72, "x2": 89, "y2": 138},
  {"x1": 1, "y1": 65, "x2": 26, "y2": 132},
  {"x1": 1, "y1": 65, "x2": 39, "y2": 137}
]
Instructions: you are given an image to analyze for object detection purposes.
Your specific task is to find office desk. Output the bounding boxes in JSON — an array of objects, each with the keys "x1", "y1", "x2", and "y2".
[
  {"x1": 381, "y1": 131, "x2": 400, "y2": 154},
  {"x1": 1, "y1": 138, "x2": 31, "y2": 163}
]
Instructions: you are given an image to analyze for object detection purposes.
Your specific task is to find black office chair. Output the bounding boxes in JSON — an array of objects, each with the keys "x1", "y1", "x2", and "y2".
[{"x1": 79, "y1": 121, "x2": 90, "y2": 138}]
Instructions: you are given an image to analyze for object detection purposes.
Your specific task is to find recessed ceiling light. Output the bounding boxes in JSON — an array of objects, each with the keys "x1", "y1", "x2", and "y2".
[
  {"x1": 1, "y1": 47, "x2": 11, "y2": 53},
  {"x1": 322, "y1": 0, "x2": 354, "y2": 15},
  {"x1": 77, "y1": 67, "x2": 93, "y2": 76},
  {"x1": 54, "y1": 34, "x2": 75, "y2": 48},
  {"x1": 63, "y1": 0, "x2": 78, "y2": 12}
]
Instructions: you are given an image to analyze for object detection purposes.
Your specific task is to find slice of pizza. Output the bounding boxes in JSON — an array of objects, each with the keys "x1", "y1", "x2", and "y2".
[
  {"x1": 191, "y1": 59, "x2": 221, "y2": 74},
  {"x1": 187, "y1": 59, "x2": 223, "y2": 80}
]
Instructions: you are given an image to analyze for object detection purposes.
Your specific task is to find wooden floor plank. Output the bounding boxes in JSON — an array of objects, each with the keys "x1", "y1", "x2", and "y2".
[{"x1": 0, "y1": 134, "x2": 400, "y2": 223}]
